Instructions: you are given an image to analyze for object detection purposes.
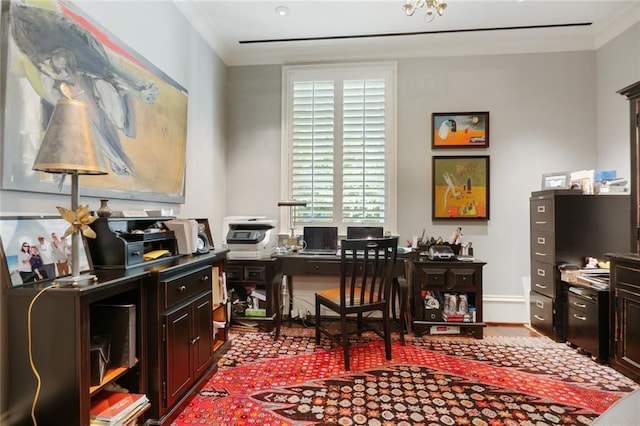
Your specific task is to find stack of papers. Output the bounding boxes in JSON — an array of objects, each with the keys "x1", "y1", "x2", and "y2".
[{"x1": 90, "y1": 391, "x2": 149, "y2": 426}]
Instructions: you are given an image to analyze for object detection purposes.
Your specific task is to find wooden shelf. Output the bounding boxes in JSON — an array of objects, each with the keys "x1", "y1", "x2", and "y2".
[{"x1": 90, "y1": 359, "x2": 139, "y2": 396}]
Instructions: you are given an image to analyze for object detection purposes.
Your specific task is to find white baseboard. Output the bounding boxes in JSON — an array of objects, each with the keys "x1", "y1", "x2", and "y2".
[{"x1": 482, "y1": 295, "x2": 530, "y2": 324}]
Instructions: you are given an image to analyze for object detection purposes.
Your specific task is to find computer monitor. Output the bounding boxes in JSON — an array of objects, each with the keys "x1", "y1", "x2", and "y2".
[
  {"x1": 346, "y1": 226, "x2": 384, "y2": 240},
  {"x1": 302, "y1": 226, "x2": 338, "y2": 251}
]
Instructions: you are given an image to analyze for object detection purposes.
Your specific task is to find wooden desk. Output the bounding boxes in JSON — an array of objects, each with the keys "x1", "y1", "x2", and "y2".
[{"x1": 278, "y1": 253, "x2": 412, "y2": 338}]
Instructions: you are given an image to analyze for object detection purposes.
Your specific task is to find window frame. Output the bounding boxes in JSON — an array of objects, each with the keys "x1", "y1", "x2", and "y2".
[{"x1": 280, "y1": 62, "x2": 398, "y2": 236}]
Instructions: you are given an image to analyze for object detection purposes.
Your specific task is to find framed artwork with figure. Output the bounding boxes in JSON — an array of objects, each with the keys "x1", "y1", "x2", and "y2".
[
  {"x1": 432, "y1": 156, "x2": 490, "y2": 220},
  {"x1": 432, "y1": 112, "x2": 489, "y2": 148}
]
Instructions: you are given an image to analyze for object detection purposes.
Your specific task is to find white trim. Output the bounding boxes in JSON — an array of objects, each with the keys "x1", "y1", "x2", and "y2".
[{"x1": 482, "y1": 295, "x2": 530, "y2": 325}]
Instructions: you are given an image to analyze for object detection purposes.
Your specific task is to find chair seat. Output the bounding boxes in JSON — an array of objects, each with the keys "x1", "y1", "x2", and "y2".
[{"x1": 317, "y1": 287, "x2": 382, "y2": 306}]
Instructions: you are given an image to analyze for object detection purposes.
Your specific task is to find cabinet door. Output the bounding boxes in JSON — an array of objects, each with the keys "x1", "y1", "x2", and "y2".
[
  {"x1": 616, "y1": 292, "x2": 640, "y2": 372},
  {"x1": 193, "y1": 295, "x2": 214, "y2": 376},
  {"x1": 164, "y1": 304, "x2": 194, "y2": 409}
]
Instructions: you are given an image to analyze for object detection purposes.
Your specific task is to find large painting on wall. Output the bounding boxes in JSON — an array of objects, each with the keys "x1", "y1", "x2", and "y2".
[{"x1": 2, "y1": 0, "x2": 188, "y2": 203}]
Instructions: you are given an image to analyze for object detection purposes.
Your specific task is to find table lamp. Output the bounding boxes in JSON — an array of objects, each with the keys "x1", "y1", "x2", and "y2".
[
  {"x1": 277, "y1": 200, "x2": 307, "y2": 247},
  {"x1": 32, "y1": 97, "x2": 108, "y2": 287}
]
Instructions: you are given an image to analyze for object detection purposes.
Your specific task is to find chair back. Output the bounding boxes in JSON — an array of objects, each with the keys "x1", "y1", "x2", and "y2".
[{"x1": 339, "y1": 237, "x2": 398, "y2": 308}]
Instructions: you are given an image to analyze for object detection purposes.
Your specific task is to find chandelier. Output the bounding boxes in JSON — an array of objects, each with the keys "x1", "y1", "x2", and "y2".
[{"x1": 402, "y1": 0, "x2": 447, "y2": 22}]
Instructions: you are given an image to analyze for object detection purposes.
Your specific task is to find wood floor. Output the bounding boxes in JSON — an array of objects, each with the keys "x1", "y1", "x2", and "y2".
[{"x1": 484, "y1": 323, "x2": 542, "y2": 337}]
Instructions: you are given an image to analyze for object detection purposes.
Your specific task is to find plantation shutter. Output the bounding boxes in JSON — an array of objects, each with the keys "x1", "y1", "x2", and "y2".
[{"x1": 342, "y1": 79, "x2": 386, "y2": 223}]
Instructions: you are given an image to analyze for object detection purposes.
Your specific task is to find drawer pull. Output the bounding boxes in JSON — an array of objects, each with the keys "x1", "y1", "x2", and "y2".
[
  {"x1": 537, "y1": 269, "x2": 545, "y2": 277},
  {"x1": 534, "y1": 221, "x2": 547, "y2": 225},
  {"x1": 537, "y1": 237, "x2": 546, "y2": 245},
  {"x1": 178, "y1": 285, "x2": 187, "y2": 292},
  {"x1": 535, "y1": 283, "x2": 547, "y2": 289},
  {"x1": 536, "y1": 300, "x2": 544, "y2": 308},
  {"x1": 537, "y1": 206, "x2": 546, "y2": 213},
  {"x1": 533, "y1": 314, "x2": 546, "y2": 321},
  {"x1": 573, "y1": 301, "x2": 587, "y2": 308},
  {"x1": 190, "y1": 336, "x2": 201, "y2": 345},
  {"x1": 535, "y1": 252, "x2": 547, "y2": 257},
  {"x1": 132, "y1": 251, "x2": 141, "y2": 257},
  {"x1": 461, "y1": 276, "x2": 467, "y2": 281},
  {"x1": 201, "y1": 275, "x2": 210, "y2": 282},
  {"x1": 572, "y1": 314, "x2": 587, "y2": 321}
]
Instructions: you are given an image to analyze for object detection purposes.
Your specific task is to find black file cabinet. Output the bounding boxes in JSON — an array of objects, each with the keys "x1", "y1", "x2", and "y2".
[{"x1": 563, "y1": 283, "x2": 609, "y2": 361}]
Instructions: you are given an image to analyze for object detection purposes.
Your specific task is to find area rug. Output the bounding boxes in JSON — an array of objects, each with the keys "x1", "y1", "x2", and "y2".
[{"x1": 173, "y1": 328, "x2": 638, "y2": 425}]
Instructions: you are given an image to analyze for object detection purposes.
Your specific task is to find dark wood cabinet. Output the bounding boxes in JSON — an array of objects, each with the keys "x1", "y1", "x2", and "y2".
[
  {"x1": 529, "y1": 190, "x2": 631, "y2": 342},
  {"x1": 145, "y1": 253, "x2": 228, "y2": 425},
  {"x1": 226, "y1": 258, "x2": 282, "y2": 338},
  {"x1": 5, "y1": 273, "x2": 147, "y2": 426},
  {"x1": 407, "y1": 258, "x2": 486, "y2": 338},
  {"x1": 607, "y1": 255, "x2": 640, "y2": 381}
]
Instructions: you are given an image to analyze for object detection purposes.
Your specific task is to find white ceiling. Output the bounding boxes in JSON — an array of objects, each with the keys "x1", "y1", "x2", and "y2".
[{"x1": 175, "y1": 0, "x2": 640, "y2": 66}]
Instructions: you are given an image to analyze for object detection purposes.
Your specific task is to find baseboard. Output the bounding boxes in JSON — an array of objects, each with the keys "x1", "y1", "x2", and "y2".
[{"x1": 482, "y1": 295, "x2": 529, "y2": 324}]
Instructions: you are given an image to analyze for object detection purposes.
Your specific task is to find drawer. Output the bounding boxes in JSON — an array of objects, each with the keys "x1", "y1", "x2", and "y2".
[
  {"x1": 567, "y1": 292, "x2": 596, "y2": 315},
  {"x1": 566, "y1": 305, "x2": 599, "y2": 355},
  {"x1": 418, "y1": 268, "x2": 447, "y2": 287},
  {"x1": 530, "y1": 261, "x2": 555, "y2": 298},
  {"x1": 530, "y1": 230, "x2": 555, "y2": 263},
  {"x1": 446, "y1": 269, "x2": 476, "y2": 290},
  {"x1": 245, "y1": 266, "x2": 266, "y2": 281},
  {"x1": 615, "y1": 264, "x2": 640, "y2": 289},
  {"x1": 530, "y1": 291, "x2": 554, "y2": 336},
  {"x1": 163, "y1": 266, "x2": 212, "y2": 309},
  {"x1": 305, "y1": 261, "x2": 341, "y2": 275},
  {"x1": 530, "y1": 198, "x2": 554, "y2": 231},
  {"x1": 225, "y1": 265, "x2": 243, "y2": 281},
  {"x1": 126, "y1": 242, "x2": 144, "y2": 266}
]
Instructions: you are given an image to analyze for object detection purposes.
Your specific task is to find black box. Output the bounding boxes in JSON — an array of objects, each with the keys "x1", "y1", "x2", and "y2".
[{"x1": 91, "y1": 304, "x2": 136, "y2": 368}]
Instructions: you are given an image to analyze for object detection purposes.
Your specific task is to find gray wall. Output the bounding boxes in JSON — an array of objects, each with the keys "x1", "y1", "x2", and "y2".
[
  {"x1": 226, "y1": 29, "x2": 639, "y2": 321},
  {"x1": 0, "y1": 1, "x2": 227, "y2": 418}
]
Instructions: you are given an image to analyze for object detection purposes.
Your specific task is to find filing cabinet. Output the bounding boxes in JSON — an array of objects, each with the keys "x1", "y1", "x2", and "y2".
[
  {"x1": 529, "y1": 190, "x2": 631, "y2": 342},
  {"x1": 564, "y1": 284, "x2": 609, "y2": 361}
]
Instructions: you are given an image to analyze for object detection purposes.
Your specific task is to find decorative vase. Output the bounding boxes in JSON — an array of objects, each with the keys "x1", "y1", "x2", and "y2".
[{"x1": 97, "y1": 199, "x2": 112, "y2": 218}]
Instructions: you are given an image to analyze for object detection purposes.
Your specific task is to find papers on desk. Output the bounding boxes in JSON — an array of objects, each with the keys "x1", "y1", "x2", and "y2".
[{"x1": 576, "y1": 268, "x2": 610, "y2": 290}]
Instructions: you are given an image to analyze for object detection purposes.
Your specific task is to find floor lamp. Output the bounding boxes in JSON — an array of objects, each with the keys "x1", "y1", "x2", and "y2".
[
  {"x1": 32, "y1": 98, "x2": 108, "y2": 287},
  {"x1": 277, "y1": 200, "x2": 307, "y2": 248}
]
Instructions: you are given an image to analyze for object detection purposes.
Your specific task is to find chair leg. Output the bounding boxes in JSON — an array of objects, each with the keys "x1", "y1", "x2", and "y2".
[
  {"x1": 383, "y1": 308, "x2": 392, "y2": 361},
  {"x1": 315, "y1": 297, "x2": 321, "y2": 345},
  {"x1": 341, "y1": 312, "x2": 350, "y2": 370}
]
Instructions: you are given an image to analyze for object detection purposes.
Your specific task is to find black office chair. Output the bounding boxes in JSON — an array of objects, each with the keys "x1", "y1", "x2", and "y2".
[{"x1": 315, "y1": 237, "x2": 398, "y2": 370}]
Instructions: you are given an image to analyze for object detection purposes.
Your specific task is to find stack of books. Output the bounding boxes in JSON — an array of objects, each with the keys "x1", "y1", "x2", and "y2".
[
  {"x1": 441, "y1": 312, "x2": 466, "y2": 322},
  {"x1": 90, "y1": 391, "x2": 149, "y2": 426}
]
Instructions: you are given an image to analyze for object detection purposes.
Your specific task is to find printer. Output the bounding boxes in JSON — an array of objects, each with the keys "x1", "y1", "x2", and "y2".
[{"x1": 223, "y1": 216, "x2": 278, "y2": 259}]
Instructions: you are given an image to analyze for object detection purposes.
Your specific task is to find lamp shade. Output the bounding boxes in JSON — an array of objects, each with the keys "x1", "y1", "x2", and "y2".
[
  {"x1": 277, "y1": 200, "x2": 307, "y2": 207},
  {"x1": 32, "y1": 98, "x2": 107, "y2": 176}
]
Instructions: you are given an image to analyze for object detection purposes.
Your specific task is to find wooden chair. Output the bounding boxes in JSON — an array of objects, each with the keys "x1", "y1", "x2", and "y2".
[{"x1": 315, "y1": 237, "x2": 398, "y2": 370}]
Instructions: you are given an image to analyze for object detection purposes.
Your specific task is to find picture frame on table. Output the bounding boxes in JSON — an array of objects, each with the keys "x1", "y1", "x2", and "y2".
[
  {"x1": 541, "y1": 171, "x2": 571, "y2": 190},
  {"x1": 0, "y1": 216, "x2": 93, "y2": 288},
  {"x1": 432, "y1": 156, "x2": 490, "y2": 220},
  {"x1": 432, "y1": 112, "x2": 489, "y2": 148}
]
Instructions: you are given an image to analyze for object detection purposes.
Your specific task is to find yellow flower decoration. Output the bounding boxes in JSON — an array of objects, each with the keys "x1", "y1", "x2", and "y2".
[{"x1": 57, "y1": 205, "x2": 98, "y2": 239}]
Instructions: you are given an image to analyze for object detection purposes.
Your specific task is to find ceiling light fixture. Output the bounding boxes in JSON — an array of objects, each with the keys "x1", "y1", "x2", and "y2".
[
  {"x1": 402, "y1": 0, "x2": 447, "y2": 22},
  {"x1": 275, "y1": 6, "x2": 289, "y2": 17}
]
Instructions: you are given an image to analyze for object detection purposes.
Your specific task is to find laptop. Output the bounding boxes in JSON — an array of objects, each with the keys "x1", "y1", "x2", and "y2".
[
  {"x1": 346, "y1": 226, "x2": 384, "y2": 240},
  {"x1": 301, "y1": 226, "x2": 338, "y2": 255}
]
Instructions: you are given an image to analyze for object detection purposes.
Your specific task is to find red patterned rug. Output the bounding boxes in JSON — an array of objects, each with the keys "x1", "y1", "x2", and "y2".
[{"x1": 174, "y1": 328, "x2": 638, "y2": 425}]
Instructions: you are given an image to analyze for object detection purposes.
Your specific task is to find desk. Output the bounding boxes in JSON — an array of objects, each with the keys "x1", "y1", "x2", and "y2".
[{"x1": 278, "y1": 253, "x2": 412, "y2": 339}]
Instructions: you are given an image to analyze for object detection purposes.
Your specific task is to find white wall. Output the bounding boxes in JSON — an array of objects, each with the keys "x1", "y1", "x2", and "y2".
[
  {"x1": 226, "y1": 50, "x2": 609, "y2": 322},
  {"x1": 0, "y1": 0, "x2": 227, "y2": 418}
]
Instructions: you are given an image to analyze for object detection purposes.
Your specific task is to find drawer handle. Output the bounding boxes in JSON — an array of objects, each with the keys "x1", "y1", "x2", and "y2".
[
  {"x1": 190, "y1": 336, "x2": 201, "y2": 345},
  {"x1": 572, "y1": 314, "x2": 587, "y2": 321},
  {"x1": 535, "y1": 252, "x2": 547, "y2": 257},
  {"x1": 537, "y1": 269, "x2": 545, "y2": 277},
  {"x1": 537, "y1": 237, "x2": 546, "y2": 245},
  {"x1": 535, "y1": 283, "x2": 547, "y2": 289},
  {"x1": 461, "y1": 276, "x2": 467, "y2": 281},
  {"x1": 315, "y1": 265, "x2": 319, "y2": 270},
  {"x1": 573, "y1": 301, "x2": 587, "y2": 308},
  {"x1": 536, "y1": 300, "x2": 544, "y2": 308},
  {"x1": 533, "y1": 314, "x2": 546, "y2": 321},
  {"x1": 537, "y1": 206, "x2": 546, "y2": 213},
  {"x1": 178, "y1": 285, "x2": 187, "y2": 292},
  {"x1": 201, "y1": 275, "x2": 210, "y2": 282},
  {"x1": 534, "y1": 221, "x2": 547, "y2": 225},
  {"x1": 132, "y1": 251, "x2": 141, "y2": 257}
]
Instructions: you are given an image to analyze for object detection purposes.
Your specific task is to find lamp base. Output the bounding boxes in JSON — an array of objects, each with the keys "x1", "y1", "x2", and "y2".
[{"x1": 53, "y1": 274, "x2": 98, "y2": 288}]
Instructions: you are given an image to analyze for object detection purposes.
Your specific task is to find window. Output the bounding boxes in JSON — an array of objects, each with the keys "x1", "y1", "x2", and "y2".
[{"x1": 281, "y1": 63, "x2": 397, "y2": 235}]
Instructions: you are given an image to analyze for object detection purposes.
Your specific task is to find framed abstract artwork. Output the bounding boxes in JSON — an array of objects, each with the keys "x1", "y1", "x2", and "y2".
[
  {"x1": 2, "y1": 0, "x2": 188, "y2": 203},
  {"x1": 432, "y1": 112, "x2": 489, "y2": 148},
  {"x1": 0, "y1": 216, "x2": 92, "y2": 287},
  {"x1": 432, "y1": 156, "x2": 490, "y2": 220}
]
